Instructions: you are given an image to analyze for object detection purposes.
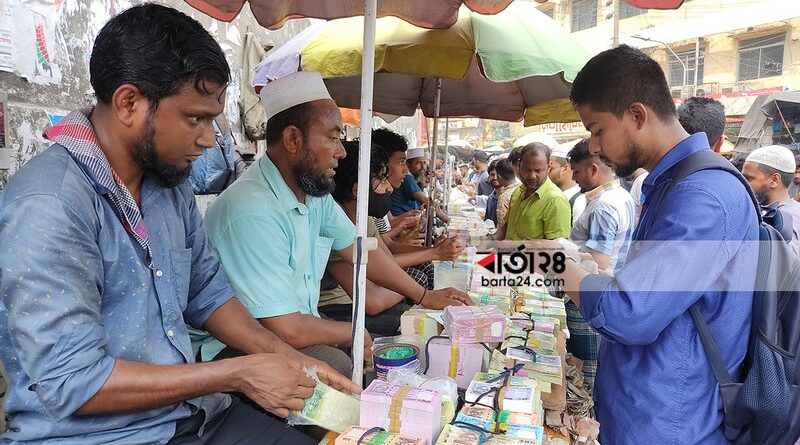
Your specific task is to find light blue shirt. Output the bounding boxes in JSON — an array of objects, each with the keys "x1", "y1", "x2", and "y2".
[
  {"x1": 191, "y1": 154, "x2": 356, "y2": 361},
  {"x1": 570, "y1": 179, "x2": 636, "y2": 271},
  {"x1": 0, "y1": 145, "x2": 233, "y2": 444},
  {"x1": 579, "y1": 134, "x2": 758, "y2": 444}
]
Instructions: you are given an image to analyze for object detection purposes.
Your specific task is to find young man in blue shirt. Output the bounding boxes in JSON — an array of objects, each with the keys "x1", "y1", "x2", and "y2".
[{"x1": 553, "y1": 45, "x2": 758, "y2": 443}]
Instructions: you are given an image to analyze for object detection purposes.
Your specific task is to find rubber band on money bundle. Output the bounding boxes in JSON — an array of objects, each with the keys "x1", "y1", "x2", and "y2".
[
  {"x1": 356, "y1": 426, "x2": 387, "y2": 445},
  {"x1": 486, "y1": 363, "x2": 525, "y2": 385},
  {"x1": 450, "y1": 420, "x2": 494, "y2": 444},
  {"x1": 462, "y1": 387, "x2": 508, "y2": 435}
]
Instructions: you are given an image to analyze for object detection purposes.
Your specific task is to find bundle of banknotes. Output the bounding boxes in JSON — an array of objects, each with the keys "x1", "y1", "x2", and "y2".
[
  {"x1": 334, "y1": 426, "x2": 425, "y2": 445},
  {"x1": 360, "y1": 380, "x2": 443, "y2": 445},
  {"x1": 290, "y1": 379, "x2": 360, "y2": 433},
  {"x1": 468, "y1": 292, "x2": 513, "y2": 316},
  {"x1": 400, "y1": 308, "x2": 444, "y2": 340},
  {"x1": 501, "y1": 329, "x2": 557, "y2": 356},
  {"x1": 425, "y1": 337, "x2": 486, "y2": 389},
  {"x1": 489, "y1": 349, "x2": 563, "y2": 388},
  {"x1": 435, "y1": 424, "x2": 542, "y2": 445},
  {"x1": 464, "y1": 373, "x2": 543, "y2": 416},
  {"x1": 514, "y1": 299, "x2": 567, "y2": 327},
  {"x1": 444, "y1": 305, "x2": 506, "y2": 345},
  {"x1": 454, "y1": 405, "x2": 544, "y2": 440}
]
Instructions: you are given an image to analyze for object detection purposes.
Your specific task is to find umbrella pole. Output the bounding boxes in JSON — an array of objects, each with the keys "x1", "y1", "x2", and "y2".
[
  {"x1": 351, "y1": 0, "x2": 377, "y2": 386},
  {"x1": 425, "y1": 78, "x2": 443, "y2": 246},
  {"x1": 443, "y1": 118, "x2": 450, "y2": 212}
]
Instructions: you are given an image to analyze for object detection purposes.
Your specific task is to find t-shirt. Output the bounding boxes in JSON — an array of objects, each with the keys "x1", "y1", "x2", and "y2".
[
  {"x1": 563, "y1": 184, "x2": 586, "y2": 225},
  {"x1": 391, "y1": 172, "x2": 422, "y2": 216},
  {"x1": 505, "y1": 177, "x2": 571, "y2": 240},
  {"x1": 629, "y1": 171, "x2": 649, "y2": 225},
  {"x1": 570, "y1": 179, "x2": 636, "y2": 271},
  {"x1": 319, "y1": 217, "x2": 379, "y2": 307}
]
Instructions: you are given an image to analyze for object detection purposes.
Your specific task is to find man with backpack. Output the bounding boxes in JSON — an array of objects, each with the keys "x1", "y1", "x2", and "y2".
[{"x1": 551, "y1": 45, "x2": 761, "y2": 444}]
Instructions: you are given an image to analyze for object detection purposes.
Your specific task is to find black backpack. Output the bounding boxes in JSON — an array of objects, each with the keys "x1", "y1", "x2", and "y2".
[{"x1": 646, "y1": 149, "x2": 800, "y2": 444}]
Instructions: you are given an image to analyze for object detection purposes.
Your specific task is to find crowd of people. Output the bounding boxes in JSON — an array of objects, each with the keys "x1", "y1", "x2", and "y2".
[{"x1": 0, "y1": 4, "x2": 796, "y2": 445}]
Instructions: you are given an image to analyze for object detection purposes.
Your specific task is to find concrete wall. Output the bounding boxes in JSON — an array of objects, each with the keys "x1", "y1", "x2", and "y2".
[{"x1": 0, "y1": 0, "x2": 309, "y2": 189}]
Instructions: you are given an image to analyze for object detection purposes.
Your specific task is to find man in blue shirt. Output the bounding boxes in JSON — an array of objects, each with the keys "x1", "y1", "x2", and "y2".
[
  {"x1": 553, "y1": 45, "x2": 758, "y2": 443},
  {"x1": 391, "y1": 147, "x2": 427, "y2": 216},
  {"x1": 0, "y1": 5, "x2": 356, "y2": 444}
]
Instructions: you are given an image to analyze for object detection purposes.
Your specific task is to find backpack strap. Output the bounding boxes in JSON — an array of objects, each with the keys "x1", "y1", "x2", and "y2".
[{"x1": 641, "y1": 149, "x2": 761, "y2": 405}]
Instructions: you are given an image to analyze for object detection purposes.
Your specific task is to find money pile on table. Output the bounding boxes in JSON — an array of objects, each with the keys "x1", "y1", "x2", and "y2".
[
  {"x1": 335, "y1": 426, "x2": 425, "y2": 445},
  {"x1": 360, "y1": 380, "x2": 443, "y2": 445},
  {"x1": 444, "y1": 305, "x2": 506, "y2": 345},
  {"x1": 291, "y1": 380, "x2": 360, "y2": 433}
]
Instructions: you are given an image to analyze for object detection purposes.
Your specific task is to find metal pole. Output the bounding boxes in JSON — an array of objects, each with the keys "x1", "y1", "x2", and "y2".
[
  {"x1": 693, "y1": 37, "x2": 700, "y2": 94},
  {"x1": 443, "y1": 118, "x2": 451, "y2": 212},
  {"x1": 632, "y1": 35, "x2": 687, "y2": 89},
  {"x1": 350, "y1": 0, "x2": 377, "y2": 386},
  {"x1": 612, "y1": 0, "x2": 620, "y2": 47},
  {"x1": 425, "y1": 78, "x2": 443, "y2": 247}
]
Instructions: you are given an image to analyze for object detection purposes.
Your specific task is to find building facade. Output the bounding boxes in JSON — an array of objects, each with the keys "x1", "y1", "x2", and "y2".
[{"x1": 532, "y1": 0, "x2": 799, "y2": 142}]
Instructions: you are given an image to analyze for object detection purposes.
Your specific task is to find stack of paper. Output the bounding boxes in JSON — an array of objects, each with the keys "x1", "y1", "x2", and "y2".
[
  {"x1": 454, "y1": 405, "x2": 544, "y2": 440},
  {"x1": 360, "y1": 380, "x2": 443, "y2": 445},
  {"x1": 501, "y1": 331, "x2": 557, "y2": 356},
  {"x1": 291, "y1": 380, "x2": 360, "y2": 433},
  {"x1": 433, "y1": 261, "x2": 472, "y2": 292},
  {"x1": 425, "y1": 337, "x2": 486, "y2": 389},
  {"x1": 464, "y1": 376, "x2": 542, "y2": 417},
  {"x1": 334, "y1": 426, "x2": 425, "y2": 445},
  {"x1": 468, "y1": 291, "x2": 513, "y2": 315},
  {"x1": 515, "y1": 299, "x2": 566, "y2": 326},
  {"x1": 444, "y1": 305, "x2": 506, "y2": 345},
  {"x1": 489, "y1": 350, "x2": 563, "y2": 388},
  {"x1": 435, "y1": 424, "x2": 542, "y2": 445},
  {"x1": 400, "y1": 308, "x2": 444, "y2": 340}
]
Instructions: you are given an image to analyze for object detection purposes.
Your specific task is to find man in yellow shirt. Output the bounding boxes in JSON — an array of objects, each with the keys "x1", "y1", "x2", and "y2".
[{"x1": 497, "y1": 142, "x2": 571, "y2": 240}]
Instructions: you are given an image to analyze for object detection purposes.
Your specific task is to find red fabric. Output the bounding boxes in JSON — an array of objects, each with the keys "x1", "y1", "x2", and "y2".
[
  {"x1": 183, "y1": 0, "x2": 513, "y2": 30},
  {"x1": 624, "y1": 0, "x2": 685, "y2": 9}
]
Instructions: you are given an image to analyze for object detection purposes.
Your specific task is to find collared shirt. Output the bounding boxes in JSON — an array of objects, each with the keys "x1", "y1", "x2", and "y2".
[
  {"x1": 0, "y1": 146, "x2": 233, "y2": 444},
  {"x1": 578, "y1": 133, "x2": 758, "y2": 444},
  {"x1": 391, "y1": 172, "x2": 422, "y2": 216},
  {"x1": 570, "y1": 179, "x2": 635, "y2": 271},
  {"x1": 777, "y1": 197, "x2": 800, "y2": 258},
  {"x1": 191, "y1": 155, "x2": 355, "y2": 361},
  {"x1": 505, "y1": 178, "x2": 571, "y2": 240}
]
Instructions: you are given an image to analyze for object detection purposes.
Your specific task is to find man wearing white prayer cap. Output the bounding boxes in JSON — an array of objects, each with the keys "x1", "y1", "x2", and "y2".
[
  {"x1": 742, "y1": 144, "x2": 800, "y2": 256},
  {"x1": 548, "y1": 139, "x2": 586, "y2": 225},
  {"x1": 193, "y1": 71, "x2": 468, "y2": 378}
]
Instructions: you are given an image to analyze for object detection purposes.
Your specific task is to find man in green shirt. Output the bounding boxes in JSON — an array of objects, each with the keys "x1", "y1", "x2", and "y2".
[{"x1": 497, "y1": 142, "x2": 571, "y2": 240}]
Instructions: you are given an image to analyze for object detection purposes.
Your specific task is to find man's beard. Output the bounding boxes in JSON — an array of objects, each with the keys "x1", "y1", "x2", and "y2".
[
  {"x1": 294, "y1": 142, "x2": 335, "y2": 197},
  {"x1": 131, "y1": 116, "x2": 192, "y2": 188},
  {"x1": 603, "y1": 140, "x2": 643, "y2": 178},
  {"x1": 753, "y1": 187, "x2": 771, "y2": 206}
]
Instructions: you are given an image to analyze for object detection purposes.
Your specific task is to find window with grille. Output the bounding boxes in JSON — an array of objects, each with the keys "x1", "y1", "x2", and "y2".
[
  {"x1": 667, "y1": 49, "x2": 704, "y2": 87},
  {"x1": 619, "y1": 2, "x2": 645, "y2": 19},
  {"x1": 571, "y1": 0, "x2": 597, "y2": 32},
  {"x1": 738, "y1": 33, "x2": 785, "y2": 81}
]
